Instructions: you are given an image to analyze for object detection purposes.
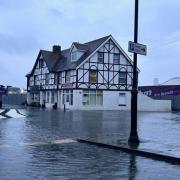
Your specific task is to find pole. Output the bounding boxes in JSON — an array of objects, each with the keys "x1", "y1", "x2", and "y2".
[{"x1": 128, "y1": 0, "x2": 140, "y2": 144}]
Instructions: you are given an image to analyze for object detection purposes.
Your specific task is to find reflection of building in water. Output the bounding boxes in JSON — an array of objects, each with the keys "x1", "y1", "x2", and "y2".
[
  {"x1": 128, "y1": 155, "x2": 137, "y2": 180},
  {"x1": 139, "y1": 77, "x2": 180, "y2": 111}
]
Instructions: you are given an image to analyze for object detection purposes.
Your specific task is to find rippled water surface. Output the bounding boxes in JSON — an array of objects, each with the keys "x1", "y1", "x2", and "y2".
[{"x1": 0, "y1": 107, "x2": 180, "y2": 180}]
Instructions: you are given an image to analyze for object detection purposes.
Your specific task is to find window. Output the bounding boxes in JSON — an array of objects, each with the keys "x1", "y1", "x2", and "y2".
[
  {"x1": 82, "y1": 90, "x2": 103, "y2": 106},
  {"x1": 119, "y1": 93, "x2": 126, "y2": 106},
  {"x1": 119, "y1": 72, "x2": 127, "y2": 84},
  {"x1": 54, "y1": 74, "x2": 58, "y2": 84},
  {"x1": 59, "y1": 72, "x2": 62, "y2": 83},
  {"x1": 89, "y1": 70, "x2": 97, "y2": 83},
  {"x1": 98, "y1": 52, "x2": 104, "y2": 63},
  {"x1": 113, "y1": 54, "x2": 120, "y2": 64},
  {"x1": 71, "y1": 52, "x2": 77, "y2": 61},
  {"x1": 65, "y1": 71, "x2": 70, "y2": 83},
  {"x1": 46, "y1": 92, "x2": 49, "y2": 103},
  {"x1": 45, "y1": 74, "x2": 49, "y2": 85},
  {"x1": 34, "y1": 75, "x2": 38, "y2": 85},
  {"x1": 51, "y1": 92, "x2": 55, "y2": 103},
  {"x1": 62, "y1": 90, "x2": 73, "y2": 105}
]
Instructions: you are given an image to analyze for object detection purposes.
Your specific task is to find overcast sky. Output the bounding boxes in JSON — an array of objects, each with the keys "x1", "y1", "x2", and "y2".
[{"x1": 0, "y1": 0, "x2": 179, "y2": 88}]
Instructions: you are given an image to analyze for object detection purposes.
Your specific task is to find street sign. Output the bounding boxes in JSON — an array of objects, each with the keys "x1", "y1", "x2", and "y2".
[{"x1": 128, "y1": 41, "x2": 147, "y2": 56}]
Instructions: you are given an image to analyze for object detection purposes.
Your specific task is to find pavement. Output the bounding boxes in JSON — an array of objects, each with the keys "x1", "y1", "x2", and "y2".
[{"x1": 77, "y1": 110, "x2": 180, "y2": 163}]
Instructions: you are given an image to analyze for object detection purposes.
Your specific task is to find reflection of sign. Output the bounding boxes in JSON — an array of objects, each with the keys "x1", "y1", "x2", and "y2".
[
  {"x1": 62, "y1": 83, "x2": 73, "y2": 88},
  {"x1": 0, "y1": 85, "x2": 6, "y2": 95},
  {"x1": 128, "y1": 41, "x2": 147, "y2": 55}
]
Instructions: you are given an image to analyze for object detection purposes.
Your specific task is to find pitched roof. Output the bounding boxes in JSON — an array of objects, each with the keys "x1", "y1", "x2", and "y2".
[
  {"x1": 73, "y1": 42, "x2": 89, "y2": 51},
  {"x1": 54, "y1": 35, "x2": 111, "y2": 71},
  {"x1": 26, "y1": 35, "x2": 114, "y2": 76}
]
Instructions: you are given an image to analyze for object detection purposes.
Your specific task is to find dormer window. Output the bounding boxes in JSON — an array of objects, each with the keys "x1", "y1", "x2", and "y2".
[{"x1": 71, "y1": 51, "x2": 77, "y2": 61}]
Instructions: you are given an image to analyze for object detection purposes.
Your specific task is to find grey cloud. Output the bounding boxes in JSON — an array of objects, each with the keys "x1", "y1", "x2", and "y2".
[
  {"x1": 48, "y1": 8, "x2": 63, "y2": 17},
  {"x1": 0, "y1": 33, "x2": 41, "y2": 55}
]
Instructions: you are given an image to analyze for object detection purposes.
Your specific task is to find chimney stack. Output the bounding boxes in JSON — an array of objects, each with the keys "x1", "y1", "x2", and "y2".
[{"x1": 52, "y1": 45, "x2": 61, "y2": 53}]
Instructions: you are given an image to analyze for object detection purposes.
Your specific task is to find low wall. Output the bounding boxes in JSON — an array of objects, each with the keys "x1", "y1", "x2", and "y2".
[
  {"x1": 2, "y1": 94, "x2": 27, "y2": 105},
  {"x1": 138, "y1": 92, "x2": 171, "y2": 111}
]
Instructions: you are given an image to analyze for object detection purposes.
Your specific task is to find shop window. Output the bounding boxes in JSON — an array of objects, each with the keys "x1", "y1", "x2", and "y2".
[{"x1": 82, "y1": 90, "x2": 103, "y2": 106}]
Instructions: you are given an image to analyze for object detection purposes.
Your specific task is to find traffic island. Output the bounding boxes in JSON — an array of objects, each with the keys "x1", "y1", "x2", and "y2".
[{"x1": 77, "y1": 137, "x2": 180, "y2": 164}]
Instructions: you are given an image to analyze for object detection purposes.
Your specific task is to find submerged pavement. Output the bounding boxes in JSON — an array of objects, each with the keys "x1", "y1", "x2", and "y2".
[{"x1": 0, "y1": 107, "x2": 180, "y2": 179}]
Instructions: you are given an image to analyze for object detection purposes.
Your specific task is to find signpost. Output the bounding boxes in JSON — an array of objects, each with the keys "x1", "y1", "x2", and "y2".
[{"x1": 128, "y1": 0, "x2": 147, "y2": 144}]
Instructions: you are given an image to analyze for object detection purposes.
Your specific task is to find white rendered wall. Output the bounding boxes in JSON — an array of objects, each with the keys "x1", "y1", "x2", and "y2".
[
  {"x1": 27, "y1": 93, "x2": 32, "y2": 104},
  {"x1": 138, "y1": 92, "x2": 171, "y2": 111}
]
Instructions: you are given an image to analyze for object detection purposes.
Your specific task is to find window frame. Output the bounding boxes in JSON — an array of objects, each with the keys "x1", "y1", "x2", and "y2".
[
  {"x1": 119, "y1": 71, "x2": 127, "y2": 85},
  {"x1": 71, "y1": 51, "x2": 77, "y2": 61},
  {"x1": 45, "y1": 73, "x2": 50, "y2": 85},
  {"x1": 89, "y1": 70, "x2": 98, "y2": 83},
  {"x1": 113, "y1": 53, "x2": 120, "y2": 64},
  {"x1": 97, "y1": 52, "x2": 104, "y2": 63},
  {"x1": 65, "y1": 71, "x2": 71, "y2": 83}
]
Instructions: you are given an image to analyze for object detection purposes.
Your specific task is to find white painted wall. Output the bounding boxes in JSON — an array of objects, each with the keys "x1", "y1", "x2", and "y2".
[{"x1": 138, "y1": 92, "x2": 171, "y2": 111}]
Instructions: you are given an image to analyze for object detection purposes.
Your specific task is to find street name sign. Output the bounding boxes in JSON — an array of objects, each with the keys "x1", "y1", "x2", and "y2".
[{"x1": 128, "y1": 41, "x2": 147, "y2": 56}]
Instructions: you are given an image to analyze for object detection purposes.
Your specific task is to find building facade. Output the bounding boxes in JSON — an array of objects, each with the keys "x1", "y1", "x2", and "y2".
[{"x1": 26, "y1": 35, "x2": 137, "y2": 110}]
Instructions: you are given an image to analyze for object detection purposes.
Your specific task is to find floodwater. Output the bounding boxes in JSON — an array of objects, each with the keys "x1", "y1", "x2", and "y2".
[{"x1": 0, "y1": 107, "x2": 180, "y2": 180}]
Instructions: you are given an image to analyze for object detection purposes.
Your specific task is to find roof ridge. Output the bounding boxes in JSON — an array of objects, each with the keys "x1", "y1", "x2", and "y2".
[{"x1": 84, "y1": 34, "x2": 111, "y2": 44}]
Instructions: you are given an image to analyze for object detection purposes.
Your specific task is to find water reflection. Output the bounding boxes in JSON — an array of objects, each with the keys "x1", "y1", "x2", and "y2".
[{"x1": 128, "y1": 155, "x2": 137, "y2": 180}]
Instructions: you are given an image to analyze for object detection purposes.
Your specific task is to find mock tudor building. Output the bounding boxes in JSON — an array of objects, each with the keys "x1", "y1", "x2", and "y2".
[{"x1": 26, "y1": 35, "x2": 135, "y2": 110}]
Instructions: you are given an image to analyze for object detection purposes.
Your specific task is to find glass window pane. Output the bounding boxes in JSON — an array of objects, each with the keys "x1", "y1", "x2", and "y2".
[
  {"x1": 89, "y1": 93, "x2": 96, "y2": 105},
  {"x1": 97, "y1": 91, "x2": 103, "y2": 106},
  {"x1": 89, "y1": 70, "x2": 97, "y2": 83}
]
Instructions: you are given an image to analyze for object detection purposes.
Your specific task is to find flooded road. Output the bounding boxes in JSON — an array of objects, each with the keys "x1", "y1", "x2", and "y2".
[{"x1": 0, "y1": 108, "x2": 180, "y2": 179}]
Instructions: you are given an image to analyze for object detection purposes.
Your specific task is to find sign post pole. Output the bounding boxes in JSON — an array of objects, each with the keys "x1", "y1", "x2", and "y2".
[{"x1": 128, "y1": 0, "x2": 140, "y2": 144}]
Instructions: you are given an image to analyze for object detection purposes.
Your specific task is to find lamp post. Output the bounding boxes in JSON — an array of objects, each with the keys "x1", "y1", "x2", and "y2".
[{"x1": 128, "y1": 0, "x2": 140, "y2": 144}]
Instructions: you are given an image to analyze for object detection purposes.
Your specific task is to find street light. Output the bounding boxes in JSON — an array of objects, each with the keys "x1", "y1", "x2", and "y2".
[{"x1": 128, "y1": 0, "x2": 140, "y2": 144}]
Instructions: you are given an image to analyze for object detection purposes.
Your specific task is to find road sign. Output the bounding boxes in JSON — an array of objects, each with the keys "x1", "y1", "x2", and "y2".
[{"x1": 128, "y1": 41, "x2": 147, "y2": 56}]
